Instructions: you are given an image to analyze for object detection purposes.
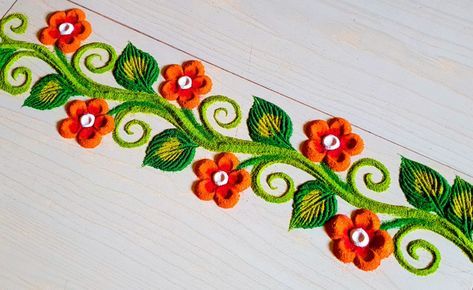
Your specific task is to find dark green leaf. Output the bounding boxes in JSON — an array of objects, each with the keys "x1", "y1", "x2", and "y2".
[
  {"x1": 23, "y1": 74, "x2": 77, "y2": 110},
  {"x1": 399, "y1": 157, "x2": 451, "y2": 216},
  {"x1": 0, "y1": 48, "x2": 15, "y2": 69},
  {"x1": 143, "y1": 129, "x2": 198, "y2": 171},
  {"x1": 289, "y1": 181, "x2": 337, "y2": 229},
  {"x1": 446, "y1": 177, "x2": 473, "y2": 239},
  {"x1": 113, "y1": 42, "x2": 159, "y2": 93},
  {"x1": 247, "y1": 96, "x2": 293, "y2": 148}
]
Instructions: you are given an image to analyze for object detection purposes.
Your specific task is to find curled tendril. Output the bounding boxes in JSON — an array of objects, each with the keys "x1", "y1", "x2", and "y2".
[
  {"x1": 199, "y1": 95, "x2": 242, "y2": 134},
  {"x1": 251, "y1": 159, "x2": 295, "y2": 203},
  {"x1": 112, "y1": 110, "x2": 152, "y2": 148},
  {"x1": 0, "y1": 50, "x2": 35, "y2": 95},
  {"x1": 0, "y1": 13, "x2": 28, "y2": 42},
  {"x1": 72, "y1": 42, "x2": 117, "y2": 75},
  {"x1": 394, "y1": 225, "x2": 441, "y2": 276},
  {"x1": 347, "y1": 158, "x2": 391, "y2": 194}
]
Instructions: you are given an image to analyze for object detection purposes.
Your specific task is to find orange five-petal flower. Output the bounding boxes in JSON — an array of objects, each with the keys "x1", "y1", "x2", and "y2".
[
  {"x1": 193, "y1": 153, "x2": 250, "y2": 209},
  {"x1": 58, "y1": 99, "x2": 114, "y2": 148},
  {"x1": 301, "y1": 117, "x2": 364, "y2": 171},
  {"x1": 159, "y1": 60, "x2": 212, "y2": 109},
  {"x1": 324, "y1": 209, "x2": 394, "y2": 271},
  {"x1": 39, "y1": 8, "x2": 92, "y2": 53}
]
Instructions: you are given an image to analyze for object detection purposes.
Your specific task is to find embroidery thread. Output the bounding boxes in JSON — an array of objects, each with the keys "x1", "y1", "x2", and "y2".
[{"x1": 0, "y1": 11, "x2": 471, "y2": 276}]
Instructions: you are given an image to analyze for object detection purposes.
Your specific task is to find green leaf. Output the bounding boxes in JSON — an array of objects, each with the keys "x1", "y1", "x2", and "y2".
[
  {"x1": 247, "y1": 96, "x2": 293, "y2": 148},
  {"x1": 289, "y1": 181, "x2": 337, "y2": 229},
  {"x1": 0, "y1": 48, "x2": 15, "y2": 69},
  {"x1": 113, "y1": 42, "x2": 159, "y2": 93},
  {"x1": 23, "y1": 74, "x2": 77, "y2": 110},
  {"x1": 399, "y1": 157, "x2": 451, "y2": 216},
  {"x1": 143, "y1": 129, "x2": 198, "y2": 171},
  {"x1": 446, "y1": 177, "x2": 473, "y2": 239}
]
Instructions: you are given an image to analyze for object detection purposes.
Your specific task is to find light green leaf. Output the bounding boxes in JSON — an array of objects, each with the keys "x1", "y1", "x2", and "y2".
[
  {"x1": 289, "y1": 181, "x2": 337, "y2": 229},
  {"x1": 23, "y1": 74, "x2": 77, "y2": 110},
  {"x1": 247, "y1": 96, "x2": 293, "y2": 148},
  {"x1": 113, "y1": 42, "x2": 159, "y2": 93},
  {"x1": 143, "y1": 129, "x2": 198, "y2": 172}
]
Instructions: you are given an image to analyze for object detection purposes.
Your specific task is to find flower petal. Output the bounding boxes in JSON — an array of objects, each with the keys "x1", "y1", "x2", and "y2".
[
  {"x1": 162, "y1": 64, "x2": 183, "y2": 80},
  {"x1": 341, "y1": 133, "x2": 364, "y2": 156},
  {"x1": 194, "y1": 159, "x2": 218, "y2": 179},
  {"x1": 304, "y1": 120, "x2": 329, "y2": 139},
  {"x1": 214, "y1": 187, "x2": 240, "y2": 209},
  {"x1": 48, "y1": 11, "x2": 66, "y2": 27},
  {"x1": 57, "y1": 35, "x2": 81, "y2": 53},
  {"x1": 66, "y1": 8, "x2": 86, "y2": 23},
  {"x1": 177, "y1": 92, "x2": 200, "y2": 109},
  {"x1": 352, "y1": 209, "x2": 381, "y2": 231},
  {"x1": 159, "y1": 81, "x2": 179, "y2": 101},
  {"x1": 76, "y1": 127, "x2": 102, "y2": 148},
  {"x1": 66, "y1": 100, "x2": 87, "y2": 119},
  {"x1": 87, "y1": 99, "x2": 109, "y2": 116},
  {"x1": 353, "y1": 249, "x2": 381, "y2": 271},
  {"x1": 301, "y1": 139, "x2": 325, "y2": 162},
  {"x1": 192, "y1": 75, "x2": 212, "y2": 95},
  {"x1": 216, "y1": 152, "x2": 239, "y2": 172},
  {"x1": 228, "y1": 169, "x2": 251, "y2": 192},
  {"x1": 73, "y1": 21, "x2": 92, "y2": 41},
  {"x1": 328, "y1": 117, "x2": 352, "y2": 136},
  {"x1": 194, "y1": 179, "x2": 216, "y2": 201},
  {"x1": 183, "y1": 60, "x2": 205, "y2": 78},
  {"x1": 325, "y1": 214, "x2": 354, "y2": 240},
  {"x1": 94, "y1": 115, "x2": 115, "y2": 135},
  {"x1": 370, "y1": 230, "x2": 394, "y2": 259},
  {"x1": 332, "y1": 239, "x2": 356, "y2": 263},
  {"x1": 57, "y1": 118, "x2": 80, "y2": 138},
  {"x1": 39, "y1": 27, "x2": 59, "y2": 45},
  {"x1": 324, "y1": 151, "x2": 351, "y2": 172}
]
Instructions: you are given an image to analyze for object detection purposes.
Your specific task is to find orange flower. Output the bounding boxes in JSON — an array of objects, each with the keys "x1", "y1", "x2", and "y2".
[
  {"x1": 39, "y1": 9, "x2": 92, "y2": 53},
  {"x1": 324, "y1": 209, "x2": 394, "y2": 271},
  {"x1": 159, "y1": 60, "x2": 212, "y2": 109},
  {"x1": 193, "y1": 153, "x2": 250, "y2": 209},
  {"x1": 301, "y1": 117, "x2": 364, "y2": 171},
  {"x1": 58, "y1": 99, "x2": 114, "y2": 148}
]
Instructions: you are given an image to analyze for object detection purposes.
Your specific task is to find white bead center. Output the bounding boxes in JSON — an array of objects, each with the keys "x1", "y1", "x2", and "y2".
[
  {"x1": 177, "y1": 76, "x2": 193, "y2": 90},
  {"x1": 323, "y1": 134, "x2": 341, "y2": 150},
  {"x1": 80, "y1": 113, "x2": 95, "y2": 128},
  {"x1": 350, "y1": 228, "x2": 370, "y2": 248},
  {"x1": 58, "y1": 22, "x2": 75, "y2": 36},
  {"x1": 213, "y1": 171, "x2": 229, "y2": 187}
]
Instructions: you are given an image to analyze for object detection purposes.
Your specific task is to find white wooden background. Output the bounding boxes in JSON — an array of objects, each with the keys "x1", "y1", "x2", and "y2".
[{"x1": 0, "y1": 0, "x2": 472, "y2": 289}]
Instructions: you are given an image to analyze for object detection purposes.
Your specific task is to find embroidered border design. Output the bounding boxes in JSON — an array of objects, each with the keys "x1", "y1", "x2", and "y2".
[{"x1": 0, "y1": 10, "x2": 471, "y2": 276}]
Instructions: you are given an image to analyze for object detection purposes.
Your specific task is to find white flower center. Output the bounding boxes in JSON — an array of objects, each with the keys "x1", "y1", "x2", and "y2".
[
  {"x1": 213, "y1": 171, "x2": 229, "y2": 186},
  {"x1": 177, "y1": 76, "x2": 193, "y2": 90},
  {"x1": 322, "y1": 134, "x2": 341, "y2": 150},
  {"x1": 80, "y1": 113, "x2": 95, "y2": 128},
  {"x1": 350, "y1": 228, "x2": 370, "y2": 248},
  {"x1": 58, "y1": 22, "x2": 75, "y2": 36}
]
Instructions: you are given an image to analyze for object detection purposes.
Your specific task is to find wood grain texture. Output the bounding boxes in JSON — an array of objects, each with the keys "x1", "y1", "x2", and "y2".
[
  {"x1": 0, "y1": 0, "x2": 15, "y2": 16},
  {"x1": 0, "y1": 0, "x2": 471, "y2": 289},
  {"x1": 70, "y1": 0, "x2": 473, "y2": 177}
]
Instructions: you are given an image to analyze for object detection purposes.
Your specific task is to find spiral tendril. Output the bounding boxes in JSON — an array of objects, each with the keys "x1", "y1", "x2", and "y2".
[
  {"x1": 199, "y1": 95, "x2": 242, "y2": 134},
  {"x1": 251, "y1": 159, "x2": 295, "y2": 203},
  {"x1": 112, "y1": 110, "x2": 152, "y2": 148},
  {"x1": 72, "y1": 42, "x2": 117, "y2": 76},
  {"x1": 0, "y1": 50, "x2": 34, "y2": 95},
  {"x1": 394, "y1": 225, "x2": 441, "y2": 276},
  {"x1": 347, "y1": 158, "x2": 391, "y2": 194},
  {"x1": 0, "y1": 13, "x2": 27, "y2": 42}
]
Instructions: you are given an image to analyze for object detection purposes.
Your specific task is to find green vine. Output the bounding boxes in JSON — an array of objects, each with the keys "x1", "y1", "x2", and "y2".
[{"x1": 1, "y1": 12, "x2": 472, "y2": 277}]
